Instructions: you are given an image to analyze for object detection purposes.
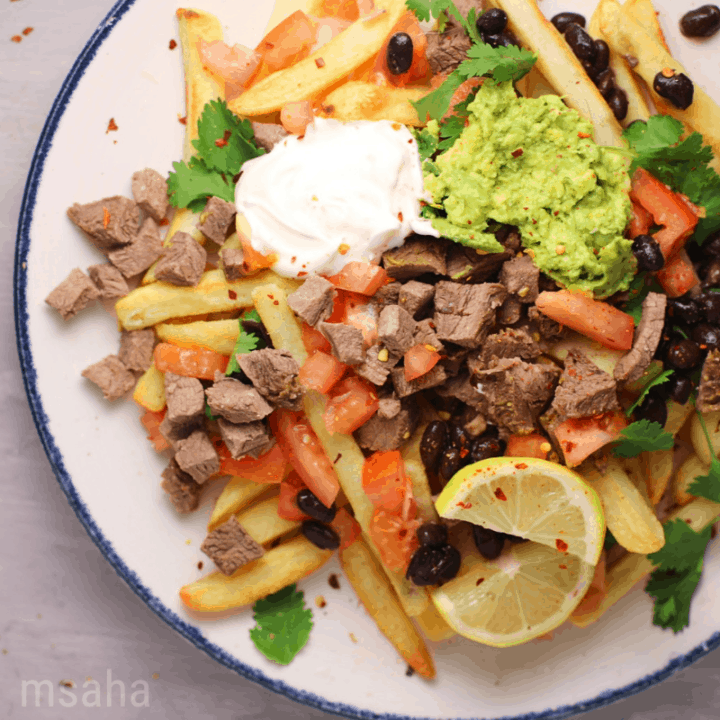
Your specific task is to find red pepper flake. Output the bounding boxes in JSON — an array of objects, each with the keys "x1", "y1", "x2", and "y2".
[
  {"x1": 215, "y1": 129, "x2": 232, "y2": 148},
  {"x1": 291, "y1": 256, "x2": 297, "y2": 263},
  {"x1": 556, "y1": 539, "x2": 569, "y2": 552},
  {"x1": 512, "y1": 148, "x2": 523, "y2": 158},
  {"x1": 106, "y1": 118, "x2": 118, "y2": 133},
  {"x1": 268, "y1": 294, "x2": 274, "y2": 299},
  {"x1": 228, "y1": 289, "x2": 237, "y2": 300},
  {"x1": 515, "y1": 463, "x2": 528, "y2": 470},
  {"x1": 578, "y1": 132, "x2": 591, "y2": 139},
  {"x1": 456, "y1": 501, "x2": 472, "y2": 509},
  {"x1": 459, "y1": 447, "x2": 469, "y2": 459},
  {"x1": 494, "y1": 488, "x2": 507, "y2": 501},
  {"x1": 328, "y1": 573, "x2": 341, "y2": 589},
  {"x1": 554, "y1": 211, "x2": 559, "y2": 216},
  {"x1": 298, "y1": 271, "x2": 308, "y2": 277},
  {"x1": 559, "y1": 564, "x2": 567, "y2": 570},
  {"x1": 532, "y1": 219, "x2": 537, "y2": 225},
  {"x1": 315, "y1": 57, "x2": 326, "y2": 68},
  {"x1": 273, "y1": 300, "x2": 279, "y2": 306},
  {"x1": 178, "y1": 115, "x2": 187, "y2": 125},
  {"x1": 169, "y1": 39, "x2": 177, "y2": 50},
  {"x1": 102, "y1": 207, "x2": 111, "y2": 229},
  {"x1": 160, "y1": 217, "x2": 170, "y2": 226},
  {"x1": 476, "y1": 577, "x2": 485, "y2": 586},
  {"x1": 397, "y1": 211, "x2": 403, "y2": 222},
  {"x1": 197, "y1": 561, "x2": 204, "y2": 570},
  {"x1": 11, "y1": 35, "x2": 22, "y2": 42},
  {"x1": 562, "y1": 440, "x2": 576, "y2": 453},
  {"x1": 22, "y1": 26, "x2": 33, "y2": 35}
]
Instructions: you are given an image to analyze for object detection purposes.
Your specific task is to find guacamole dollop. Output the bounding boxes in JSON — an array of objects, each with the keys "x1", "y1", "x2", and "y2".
[{"x1": 423, "y1": 81, "x2": 634, "y2": 298}]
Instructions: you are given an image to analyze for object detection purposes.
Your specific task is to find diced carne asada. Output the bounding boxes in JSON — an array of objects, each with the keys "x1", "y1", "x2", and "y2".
[
  {"x1": 251, "y1": 121, "x2": 289, "y2": 152},
  {"x1": 413, "y1": 319, "x2": 443, "y2": 352},
  {"x1": 697, "y1": 349, "x2": 720, "y2": 412},
  {"x1": 81, "y1": 355, "x2": 135, "y2": 401},
  {"x1": 377, "y1": 392, "x2": 402, "y2": 419},
  {"x1": 87, "y1": 263, "x2": 129, "y2": 299},
  {"x1": 288, "y1": 275, "x2": 337, "y2": 327},
  {"x1": 528, "y1": 305, "x2": 565, "y2": 342},
  {"x1": 399, "y1": 280, "x2": 434, "y2": 319},
  {"x1": 67, "y1": 196, "x2": 139, "y2": 251},
  {"x1": 198, "y1": 196, "x2": 237, "y2": 244},
  {"x1": 164, "y1": 372, "x2": 205, "y2": 434},
  {"x1": 426, "y1": 24, "x2": 472, "y2": 75},
  {"x1": 318, "y1": 322, "x2": 365, "y2": 365},
  {"x1": 378, "y1": 305, "x2": 417, "y2": 355},
  {"x1": 497, "y1": 295, "x2": 523, "y2": 326},
  {"x1": 107, "y1": 217, "x2": 163, "y2": 278},
  {"x1": 437, "y1": 372, "x2": 484, "y2": 408},
  {"x1": 118, "y1": 329, "x2": 156, "y2": 372},
  {"x1": 391, "y1": 364, "x2": 448, "y2": 398},
  {"x1": 205, "y1": 376, "x2": 273, "y2": 424},
  {"x1": 45, "y1": 268, "x2": 100, "y2": 319},
  {"x1": 218, "y1": 418, "x2": 274, "y2": 459},
  {"x1": 175, "y1": 429, "x2": 220, "y2": 484},
  {"x1": 440, "y1": 344, "x2": 470, "y2": 376},
  {"x1": 614, "y1": 292, "x2": 667, "y2": 385},
  {"x1": 501, "y1": 254, "x2": 540, "y2": 304},
  {"x1": 382, "y1": 235, "x2": 447, "y2": 280},
  {"x1": 355, "y1": 402, "x2": 418, "y2": 452},
  {"x1": 356, "y1": 344, "x2": 401, "y2": 386},
  {"x1": 161, "y1": 458, "x2": 202, "y2": 514},
  {"x1": 433, "y1": 281, "x2": 507, "y2": 348},
  {"x1": 446, "y1": 245, "x2": 510, "y2": 283},
  {"x1": 372, "y1": 281, "x2": 401, "y2": 310},
  {"x1": 154, "y1": 232, "x2": 207, "y2": 287},
  {"x1": 131, "y1": 168, "x2": 169, "y2": 223},
  {"x1": 221, "y1": 248, "x2": 245, "y2": 281},
  {"x1": 457, "y1": 406, "x2": 488, "y2": 437},
  {"x1": 200, "y1": 515, "x2": 265, "y2": 576},
  {"x1": 475, "y1": 358, "x2": 560, "y2": 435},
  {"x1": 552, "y1": 352, "x2": 620, "y2": 420},
  {"x1": 469, "y1": 327, "x2": 541, "y2": 372},
  {"x1": 238, "y1": 348, "x2": 303, "y2": 410}
]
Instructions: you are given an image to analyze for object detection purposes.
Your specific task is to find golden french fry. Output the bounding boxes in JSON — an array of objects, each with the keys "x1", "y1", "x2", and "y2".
[
  {"x1": 340, "y1": 537, "x2": 436, "y2": 678},
  {"x1": 156, "y1": 319, "x2": 240, "y2": 355},
  {"x1": 132, "y1": 363, "x2": 166, "y2": 412},
  {"x1": 402, "y1": 425, "x2": 440, "y2": 524},
  {"x1": 180, "y1": 535, "x2": 332, "y2": 611},
  {"x1": 251, "y1": 284, "x2": 308, "y2": 365},
  {"x1": 485, "y1": 0, "x2": 624, "y2": 147},
  {"x1": 643, "y1": 448, "x2": 673, "y2": 505},
  {"x1": 675, "y1": 453, "x2": 711, "y2": 507},
  {"x1": 666, "y1": 399, "x2": 695, "y2": 438},
  {"x1": 208, "y1": 477, "x2": 276, "y2": 531},
  {"x1": 320, "y1": 82, "x2": 429, "y2": 126},
  {"x1": 415, "y1": 602, "x2": 456, "y2": 642},
  {"x1": 515, "y1": 65, "x2": 555, "y2": 99},
  {"x1": 691, "y1": 410, "x2": 720, "y2": 465},
  {"x1": 230, "y1": 0, "x2": 407, "y2": 116},
  {"x1": 115, "y1": 269, "x2": 296, "y2": 331},
  {"x1": 584, "y1": 458, "x2": 665, "y2": 554},
  {"x1": 236, "y1": 495, "x2": 300, "y2": 545},
  {"x1": 571, "y1": 497, "x2": 720, "y2": 627}
]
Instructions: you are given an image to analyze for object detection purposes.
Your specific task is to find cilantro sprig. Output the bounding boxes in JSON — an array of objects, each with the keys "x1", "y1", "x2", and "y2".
[
  {"x1": 613, "y1": 419, "x2": 674, "y2": 458},
  {"x1": 688, "y1": 413, "x2": 720, "y2": 502},
  {"x1": 250, "y1": 584, "x2": 314, "y2": 665},
  {"x1": 167, "y1": 99, "x2": 265, "y2": 212},
  {"x1": 225, "y1": 309, "x2": 263, "y2": 376},
  {"x1": 626, "y1": 370, "x2": 674, "y2": 417}
]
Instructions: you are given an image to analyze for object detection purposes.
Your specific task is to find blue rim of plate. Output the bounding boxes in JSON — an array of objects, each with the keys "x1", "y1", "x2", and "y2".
[{"x1": 12, "y1": 1, "x2": 720, "y2": 718}]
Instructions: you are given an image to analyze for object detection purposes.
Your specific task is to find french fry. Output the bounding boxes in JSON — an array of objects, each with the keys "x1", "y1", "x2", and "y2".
[
  {"x1": 208, "y1": 477, "x2": 275, "y2": 531},
  {"x1": 666, "y1": 399, "x2": 695, "y2": 438},
  {"x1": 515, "y1": 65, "x2": 555, "y2": 99},
  {"x1": 340, "y1": 536, "x2": 436, "y2": 678},
  {"x1": 115, "y1": 269, "x2": 297, "y2": 331},
  {"x1": 415, "y1": 602, "x2": 456, "y2": 642},
  {"x1": 132, "y1": 363, "x2": 166, "y2": 412},
  {"x1": 589, "y1": 0, "x2": 650, "y2": 126},
  {"x1": 180, "y1": 535, "x2": 332, "y2": 611},
  {"x1": 319, "y1": 82, "x2": 429, "y2": 125},
  {"x1": 402, "y1": 425, "x2": 440, "y2": 524},
  {"x1": 156, "y1": 319, "x2": 240, "y2": 355},
  {"x1": 643, "y1": 448, "x2": 673, "y2": 505},
  {"x1": 251, "y1": 284, "x2": 308, "y2": 365},
  {"x1": 230, "y1": 0, "x2": 407, "y2": 117},
  {"x1": 675, "y1": 453, "x2": 711, "y2": 507},
  {"x1": 583, "y1": 458, "x2": 665, "y2": 554},
  {"x1": 691, "y1": 410, "x2": 720, "y2": 465},
  {"x1": 571, "y1": 497, "x2": 720, "y2": 628},
  {"x1": 486, "y1": 0, "x2": 624, "y2": 147},
  {"x1": 236, "y1": 495, "x2": 300, "y2": 545}
]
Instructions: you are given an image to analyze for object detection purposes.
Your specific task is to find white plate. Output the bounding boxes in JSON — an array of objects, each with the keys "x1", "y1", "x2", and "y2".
[{"x1": 14, "y1": 0, "x2": 720, "y2": 718}]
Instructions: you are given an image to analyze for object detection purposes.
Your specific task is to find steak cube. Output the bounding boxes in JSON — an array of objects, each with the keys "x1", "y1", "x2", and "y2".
[
  {"x1": 198, "y1": 196, "x2": 236, "y2": 244},
  {"x1": 175, "y1": 430, "x2": 220, "y2": 484},
  {"x1": 200, "y1": 516, "x2": 264, "y2": 576},
  {"x1": 391, "y1": 364, "x2": 447, "y2": 398},
  {"x1": 378, "y1": 305, "x2": 417, "y2": 355},
  {"x1": 118, "y1": 329, "x2": 156, "y2": 372},
  {"x1": 45, "y1": 268, "x2": 100, "y2": 319},
  {"x1": 697, "y1": 350, "x2": 720, "y2": 413},
  {"x1": 355, "y1": 403, "x2": 417, "y2": 452},
  {"x1": 87, "y1": 263, "x2": 129, "y2": 299},
  {"x1": 218, "y1": 418, "x2": 274, "y2": 459},
  {"x1": 288, "y1": 275, "x2": 336, "y2": 327},
  {"x1": 164, "y1": 372, "x2": 205, "y2": 431},
  {"x1": 356, "y1": 344, "x2": 400, "y2": 386},
  {"x1": 108, "y1": 217, "x2": 163, "y2": 278},
  {"x1": 67, "y1": 196, "x2": 139, "y2": 251},
  {"x1": 238, "y1": 349, "x2": 303, "y2": 410},
  {"x1": 161, "y1": 458, "x2": 202, "y2": 514},
  {"x1": 131, "y1": 168, "x2": 169, "y2": 223},
  {"x1": 319, "y1": 322, "x2": 365, "y2": 365},
  {"x1": 154, "y1": 232, "x2": 206, "y2": 286},
  {"x1": 81, "y1": 355, "x2": 135, "y2": 401},
  {"x1": 398, "y1": 281, "x2": 434, "y2": 318},
  {"x1": 206, "y1": 377, "x2": 273, "y2": 424},
  {"x1": 382, "y1": 235, "x2": 447, "y2": 280},
  {"x1": 552, "y1": 352, "x2": 619, "y2": 421},
  {"x1": 221, "y1": 248, "x2": 245, "y2": 281},
  {"x1": 500, "y1": 254, "x2": 540, "y2": 303}
]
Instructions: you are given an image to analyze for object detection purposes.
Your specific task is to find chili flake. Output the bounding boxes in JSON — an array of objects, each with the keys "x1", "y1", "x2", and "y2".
[
  {"x1": 315, "y1": 57, "x2": 325, "y2": 68},
  {"x1": 11, "y1": 35, "x2": 22, "y2": 42},
  {"x1": 494, "y1": 488, "x2": 507, "y2": 501},
  {"x1": 169, "y1": 39, "x2": 177, "y2": 49},
  {"x1": 178, "y1": 115, "x2": 187, "y2": 125},
  {"x1": 106, "y1": 118, "x2": 118, "y2": 133},
  {"x1": 228, "y1": 289, "x2": 237, "y2": 300},
  {"x1": 556, "y1": 539, "x2": 569, "y2": 552},
  {"x1": 102, "y1": 207, "x2": 111, "y2": 229},
  {"x1": 512, "y1": 148, "x2": 523, "y2": 158}
]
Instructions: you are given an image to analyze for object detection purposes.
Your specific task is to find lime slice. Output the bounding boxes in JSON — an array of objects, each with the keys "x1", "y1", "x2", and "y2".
[
  {"x1": 432, "y1": 542, "x2": 595, "y2": 646},
  {"x1": 436, "y1": 457, "x2": 605, "y2": 565}
]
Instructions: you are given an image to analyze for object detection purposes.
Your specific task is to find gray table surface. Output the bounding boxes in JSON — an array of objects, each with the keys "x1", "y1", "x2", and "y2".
[{"x1": 2, "y1": 2, "x2": 720, "y2": 718}]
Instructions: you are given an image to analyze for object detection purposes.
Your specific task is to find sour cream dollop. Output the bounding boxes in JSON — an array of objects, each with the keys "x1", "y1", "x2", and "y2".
[{"x1": 235, "y1": 118, "x2": 437, "y2": 278}]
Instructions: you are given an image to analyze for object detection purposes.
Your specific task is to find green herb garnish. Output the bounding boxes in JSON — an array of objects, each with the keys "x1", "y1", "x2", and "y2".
[{"x1": 613, "y1": 419, "x2": 674, "y2": 458}]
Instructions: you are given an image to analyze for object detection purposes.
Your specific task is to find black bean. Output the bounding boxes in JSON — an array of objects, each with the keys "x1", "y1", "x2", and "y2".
[
  {"x1": 435, "y1": 544, "x2": 462, "y2": 582},
  {"x1": 439, "y1": 446, "x2": 462, "y2": 484},
  {"x1": 470, "y1": 434, "x2": 506, "y2": 463},
  {"x1": 581, "y1": 59, "x2": 597, "y2": 78},
  {"x1": 635, "y1": 391, "x2": 668, "y2": 427},
  {"x1": 693, "y1": 323, "x2": 720, "y2": 351},
  {"x1": 666, "y1": 338, "x2": 703, "y2": 370},
  {"x1": 595, "y1": 68, "x2": 616, "y2": 99},
  {"x1": 484, "y1": 31, "x2": 520, "y2": 48},
  {"x1": 297, "y1": 489, "x2": 337, "y2": 523},
  {"x1": 608, "y1": 88, "x2": 629, "y2": 121},
  {"x1": 700, "y1": 292, "x2": 720, "y2": 323},
  {"x1": 680, "y1": 5, "x2": 720, "y2": 37},
  {"x1": 669, "y1": 374, "x2": 694, "y2": 405},
  {"x1": 416, "y1": 523, "x2": 448, "y2": 549},
  {"x1": 420, "y1": 420, "x2": 448, "y2": 474},
  {"x1": 631, "y1": 234, "x2": 665, "y2": 272},
  {"x1": 703, "y1": 260, "x2": 720, "y2": 288},
  {"x1": 592, "y1": 39, "x2": 610, "y2": 75},
  {"x1": 477, "y1": 7, "x2": 508, "y2": 36},
  {"x1": 472, "y1": 525, "x2": 505, "y2": 560},
  {"x1": 406, "y1": 544, "x2": 461, "y2": 586},
  {"x1": 241, "y1": 319, "x2": 273, "y2": 349},
  {"x1": 302, "y1": 520, "x2": 340, "y2": 550},
  {"x1": 448, "y1": 424, "x2": 468, "y2": 450},
  {"x1": 565, "y1": 23, "x2": 597, "y2": 61},
  {"x1": 386, "y1": 32, "x2": 413, "y2": 75},
  {"x1": 551, "y1": 12, "x2": 586, "y2": 33},
  {"x1": 668, "y1": 296, "x2": 702, "y2": 325},
  {"x1": 654, "y1": 71, "x2": 694, "y2": 110}
]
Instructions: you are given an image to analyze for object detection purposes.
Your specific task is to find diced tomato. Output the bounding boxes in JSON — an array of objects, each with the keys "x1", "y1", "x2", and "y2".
[
  {"x1": 505, "y1": 433, "x2": 550, "y2": 460},
  {"x1": 554, "y1": 411, "x2": 627, "y2": 467},
  {"x1": 331, "y1": 507, "x2": 362, "y2": 550},
  {"x1": 322, "y1": 375, "x2": 379, "y2": 434},
  {"x1": 657, "y1": 248, "x2": 700, "y2": 298},
  {"x1": 277, "y1": 471, "x2": 311, "y2": 521},
  {"x1": 341, "y1": 293, "x2": 379, "y2": 348},
  {"x1": 270, "y1": 410, "x2": 341, "y2": 507},
  {"x1": 362, "y1": 450, "x2": 409, "y2": 512},
  {"x1": 368, "y1": 507, "x2": 421, "y2": 573},
  {"x1": 153, "y1": 342, "x2": 229, "y2": 380},
  {"x1": 215, "y1": 440, "x2": 291, "y2": 483},
  {"x1": 281, "y1": 100, "x2": 315, "y2": 135},
  {"x1": 140, "y1": 409, "x2": 170, "y2": 453},
  {"x1": 535, "y1": 291, "x2": 635, "y2": 352},
  {"x1": 301, "y1": 322, "x2": 332, "y2": 354},
  {"x1": 327, "y1": 261, "x2": 388, "y2": 296},
  {"x1": 309, "y1": 0, "x2": 359, "y2": 22},
  {"x1": 628, "y1": 200, "x2": 653, "y2": 239},
  {"x1": 238, "y1": 235, "x2": 276, "y2": 275},
  {"x1": 630, "y1": 168, "x2": 699, "y2": 258},
  {"x1": 299, "y1": 351, "x2": 347, "y2": 393},
  {"x1": 375, "y1": 12, "x2": 429, "y2": 87},
  {"x1": 198, "y1": 40, "x2": 262, "y2": 88},
  {"x1": 442, "y1": 77, "x2": 482, "y2": 121},
  {"x1": 404, "y1": 344, "x2": 440, "y2": 382},
  {"x1": 255, "y1": 10, "x2": 317, "y2": 73}
]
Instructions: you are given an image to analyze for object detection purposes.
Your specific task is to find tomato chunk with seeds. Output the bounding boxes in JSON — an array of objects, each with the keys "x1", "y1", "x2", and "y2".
[
  {"x1": 154, "y1": 342, "x2": 229, "y2": 380},
  {"x1": 368, "y1": 507, "x2": 421, "y2": 573},
  {"x1": 299, "y1": 350, "x2": 347, "y2": 393},
  {"x1": 505, "y1": 433, "x2": 550, "y2": 460},
  {"x1": 277, "y1": 471, "x2": 311, "y2": 521},
  {"x1": 141, "y1": 409, "x2": 170, "y2": 452},
  {"x1": 657, "y1": 248, "x2": 700, "y2": 298},
  {"x1": 404, "y1": 344, "x2": 440, "y2": 382},
  {"x1": 331, "y1": 508, "x2": 362, "y2": 550},
  {"x1": 327, "y1": 261, "x2": 388, "y2": 296},
  {"x1": 628, "y1": 200, "x2": 653, "y2": 239},
  {"x1": 216, "y1": 441, "x2": 290, "y2": 483},
  {"x1": 555, "y1": 411, "x2": 627, "y2": 467},
  {"x1": 322, "y1": 375, "x2": 379, "y2": 435},
  {"x1": 301, "y1": 323, "x2": 332, "y2": 355},
  {"x1": 362, "y1": 450, "x2": 410, "y2": 513}
]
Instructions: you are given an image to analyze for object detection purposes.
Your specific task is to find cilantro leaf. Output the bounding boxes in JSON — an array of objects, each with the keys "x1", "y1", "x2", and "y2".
[
  {"x1": 437, "y1": 115, "x2": 468, "y2": 152},
  {"x1": 225, "y1": 315, "x2": 261, "y2": 376},
  {"x1": 243, "y1": 308, "x2": 262, "y2": 323},
  {"x1": 603, "y1": 529, "x2": 618, "y2": 551},
  {"x1": 458, "y1": 42, "x2": 536, "y2": 84},
  {"x1": 688, "y1": 413, "x2": 720, "y2": 502},
  {"x1": 414, "y1": 126, "x2": 440, "y2": 162},
  {"x1": 167, "y1": 157, "x2": 235, "y2": 210},
  {"x1": 250, "y1": 584, "x2": 313, "y2": 665},
  {"x1": 205, "y1": 403, "x2": 218, "y2": 421},
  {"x1": 613, "y1": 419, "x2": 674, "y2": 457},
  {"x1": 624, "y1": 115, "x2": 684, "y2": 156},
  {"x1": 412, "y1": 71, "x2": 465, "y2": 124},
  {"x1": 627, "y1": 370, "x2": 674, "y2": 417},
  {"x1": 645, "y1": 519, "x2": 712, "y2": 632}
]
